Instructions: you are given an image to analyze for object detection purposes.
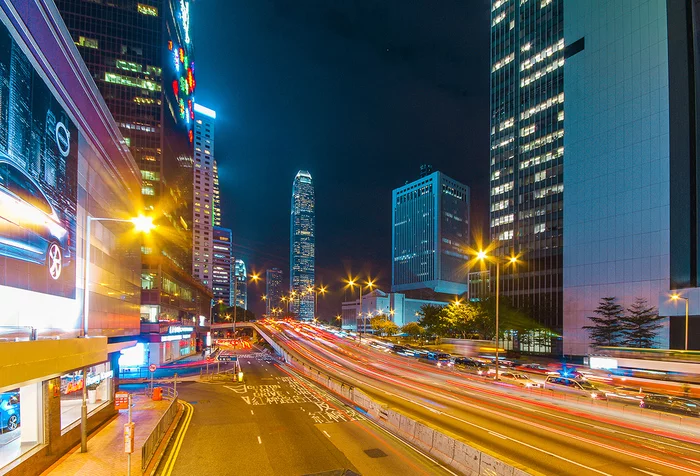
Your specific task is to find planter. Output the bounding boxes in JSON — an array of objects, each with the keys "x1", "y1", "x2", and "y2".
[{"x1": 88, "y1": 389, "x2": 97, "y2": 404}]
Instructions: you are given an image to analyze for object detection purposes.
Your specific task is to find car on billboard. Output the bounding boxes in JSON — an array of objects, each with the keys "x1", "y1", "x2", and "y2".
[
  {"x1": 0, "y1": 392, "x2": 20, "y2": 432},
  {"x1": 0, "y1": 157, "x2": 70, "y2": 280}
]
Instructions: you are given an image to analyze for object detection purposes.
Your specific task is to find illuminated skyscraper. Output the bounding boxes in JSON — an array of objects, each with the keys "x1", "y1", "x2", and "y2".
[
  {"x1": 489, "y1": 0, "x2": 565, "y2": 334},
  {"x1": 192, "y1": 104, "x2": 215, "y2": 289},
  {"x1": 266, "y1": 268, "x2": 283, "y2": 317},
  {"x1": 392, "y1": 171, "x2": 470, "y2": 296},
  {"x1": 56, "y1": 0, "x2": 213, "y2": 323},
  {"x1": 212, "y1": 226, "x2": 233, "y2": 306},
  {"x1": 290, "y1": 170, "x2": 315, "y2": 319},
  {"x1": 234, "y1": 259, "x2": 248, "y2": 310}
]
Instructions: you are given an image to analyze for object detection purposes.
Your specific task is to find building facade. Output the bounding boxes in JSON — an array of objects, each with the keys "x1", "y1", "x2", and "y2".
[
  {"x1": 56, "y1": 0, "x2": 212, "y2": 329},
  {"x1": 212, "y1": 226, "x2": 233, "y2": 307},
  {"x1": 290, "y1": 170, "x2": 315, "y2": 319},
  {"x1": 234, "y1": 258, "x2": 248, "y2": 310},
  {"x1": 341, "y1": 290, "x2": 447, "y2": 332},
  {"x1": 562, "y1": 0, "x2": 700, "y2": 355},
  {"x1": 0, "y1": 1, "x2": 143, "y2": 472},
  {"x1": 489, "y1": 0, "x2": 565, "y2": 333},
  {"x1": 192, "y1": 103, "x2": 216, "y2": 289},
  {"x1": 392, "y1": 171, "x2": 470, "y2": 296},
  {"x1": 266, "y1": 268, "x2": 283, "y2": 317}
]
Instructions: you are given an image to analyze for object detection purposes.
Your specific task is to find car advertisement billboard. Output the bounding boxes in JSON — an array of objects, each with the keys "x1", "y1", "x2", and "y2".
[{"x1": 0, "y1": 22, "x2": 78, "y2": 299}]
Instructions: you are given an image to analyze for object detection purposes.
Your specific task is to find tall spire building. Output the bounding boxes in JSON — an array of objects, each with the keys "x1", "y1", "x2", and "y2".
[
  {"x1": 290, "y1": 170, "x2": 315, "y2": 319},
  {"x1": 489, "y1": 0, "x2": 565, "y2": 341}
]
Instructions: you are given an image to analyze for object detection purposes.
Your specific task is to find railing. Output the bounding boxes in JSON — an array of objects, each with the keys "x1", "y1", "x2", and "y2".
[{"x1": 141, "y1": 386, "x2": 179, "y2": 472}]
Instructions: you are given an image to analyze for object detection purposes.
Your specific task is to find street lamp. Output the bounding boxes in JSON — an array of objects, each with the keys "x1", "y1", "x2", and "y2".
[
  {"x1": 81, "y1": 214, "x2": 154, "y2": 454},
  {"x1": 346, "y1": 278, "x2": 375, "y2": 343},
  {"x1": 308, "y1": 285, "x2": 327, "y2": 320},
  {"x1": 671, "y1": 293, "x2": 690, "y2": 351},
  {"x1": 475, "y1": 250, "x2": 518, "y2": 381}
]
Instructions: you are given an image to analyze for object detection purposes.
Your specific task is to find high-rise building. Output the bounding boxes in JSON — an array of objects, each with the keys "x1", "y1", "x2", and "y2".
[
  {"x1": 266, "y1": 268, "x2": 283, "y2": 317},
  {"x1": 392, "y1": 171, "x2": 470, "y2": 296},
  {"x1": 192, "y1": 103, "x2": 216, "y2": 289},
  {"x1": 234, "y1": 258, "x2": 248, "y2": 310},
  {"x1": 290, "y1": 170, "x2": 315, "y2": 319},
  {"x1": 56, "y1": 0, "x2": 213, "y2": 324},
  {"x1": 562, "y1": 0, "x2": 699, "y2": 354},
  {"x1": 489, "y1": 0, "x2": 565, "y2": 334},
  {"x1": 212, "y1": 226, "x2": 233, "y2": 307},
  {"x1": 213, "y1": 158, "x2": 221, "y2": 226}
]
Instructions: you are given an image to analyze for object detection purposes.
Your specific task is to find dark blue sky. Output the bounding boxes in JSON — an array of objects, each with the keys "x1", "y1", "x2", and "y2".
[{"x1": 193, "y1": 0, "x2": 491, "y2": 316}]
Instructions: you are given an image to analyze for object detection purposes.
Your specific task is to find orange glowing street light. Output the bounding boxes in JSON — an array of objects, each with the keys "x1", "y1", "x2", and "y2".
[
  {"x1": 345, "y1": 277, "x2": 377, "y2": 341},
  {"x1": 671, "y1": 293, "x2": 690, "y2": 351}
]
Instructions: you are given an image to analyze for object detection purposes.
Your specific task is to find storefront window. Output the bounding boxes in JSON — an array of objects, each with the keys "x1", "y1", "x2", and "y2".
[
  {"x1": 0, "y1": 383, "x2": 42, "y2": 471},
  {"x1": 60, "y1": 363, "x2": 113, "y2": 431}
]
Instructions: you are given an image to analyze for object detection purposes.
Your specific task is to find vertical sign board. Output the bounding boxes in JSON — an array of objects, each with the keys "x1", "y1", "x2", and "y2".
[
  {"x1": 115, "y1": 391, "x2": 129, "y2": 410},
  {"x1": 124, "y1": 422, "x2": 135, "y2": 453}
]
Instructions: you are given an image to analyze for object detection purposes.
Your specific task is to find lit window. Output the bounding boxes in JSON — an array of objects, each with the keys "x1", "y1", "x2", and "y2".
[
  {"x1": 142, "y1": 186, "x2": 155, "y2": 196},
  {"x1": 76, "y1": 36, "x2": 98, "y2": 49},
  {"x1": 137, "y1": 3, "x2": 158, "y2": 16},
  {"x1": 105, "y1": 72, "x2": 161, "y2": 92}
]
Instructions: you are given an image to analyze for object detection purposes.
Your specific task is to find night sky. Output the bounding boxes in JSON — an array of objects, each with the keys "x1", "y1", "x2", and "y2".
[{"x1": 192, "y1": 0, "x2": 491, "y2": 317}]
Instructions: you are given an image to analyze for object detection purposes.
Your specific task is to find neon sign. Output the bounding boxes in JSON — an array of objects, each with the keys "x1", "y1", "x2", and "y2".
[{"x1": 180, "y1": 0, "x2": 190, "y2": 44}]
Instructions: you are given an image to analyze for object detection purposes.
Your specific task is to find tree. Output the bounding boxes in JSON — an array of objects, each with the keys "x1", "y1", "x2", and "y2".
[
  {"x1": 620, "y1": 297, "x2": 664, "y2": 348},
  {"x1": 401, "y1": 322, "x2": 425, "y2": 340},
  {"x1": 583, "y1": 297, "x2": 624, "y2": 346},
  {"x1": 417, "y1": 304, "x2": 450, "y2": 338},
  {"x1": 369, "y1": 315, "x2": 399, "y2": 336},
  {"x1": 443, "y1": 301, "x2": 481, "y2": 339}
]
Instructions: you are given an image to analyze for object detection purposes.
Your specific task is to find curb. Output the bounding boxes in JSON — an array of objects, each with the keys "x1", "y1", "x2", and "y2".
[{"x1": 143, "y1": 401, "x2": 185, "y2": 476}]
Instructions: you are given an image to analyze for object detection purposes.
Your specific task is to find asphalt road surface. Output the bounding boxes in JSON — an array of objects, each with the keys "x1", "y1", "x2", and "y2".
[
  {"x1": 260, "y1": 322, "x2": 700, "y2": 476},
  {"x1": 155, "y1": 350, "x2": 456, "y2": 476}
]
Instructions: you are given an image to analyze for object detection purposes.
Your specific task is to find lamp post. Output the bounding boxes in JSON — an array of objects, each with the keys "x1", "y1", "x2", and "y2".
[
  {"x1": 308, "y1": 285, "x2": 327, "y2": 321},
  {"x1": 671, "y1": 293, "x2": 690, "y2": 351},
  {"x1": 81, "y1": 215, "x2": 154, "y2": 453},
  {"x1": 346, "y1": 279, "x2": 375, "y2": 343},
  {"x1": 475, "y1": 250, "x2": 518, "y2": 382}
]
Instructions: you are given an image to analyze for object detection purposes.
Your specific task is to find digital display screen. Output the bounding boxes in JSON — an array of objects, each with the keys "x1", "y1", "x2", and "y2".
[{"x1": 0, "y1": 20, "x2": 79, "y2": 329}]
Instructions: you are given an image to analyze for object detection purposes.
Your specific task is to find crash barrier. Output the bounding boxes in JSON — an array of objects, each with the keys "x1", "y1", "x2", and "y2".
[
  {"x1": 252, "y1": 324, "x2": 531, "y2": 476},
  {"x1": 141, "y1": 386, "x2": 179, "y2": 472}
]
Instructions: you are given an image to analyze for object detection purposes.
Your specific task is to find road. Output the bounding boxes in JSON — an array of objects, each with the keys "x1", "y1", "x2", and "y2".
[
  {"x1": 260, "y1": 321, "x2": 700, "y2": 476},
  {"x1": 155, "y1": 349, "x2": 456, "y2": 476}
]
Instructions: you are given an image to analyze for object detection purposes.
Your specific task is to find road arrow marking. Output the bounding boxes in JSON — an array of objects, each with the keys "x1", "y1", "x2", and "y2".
[{"x1": 241, "y1": 396, "x2": 250, "y2": 405}]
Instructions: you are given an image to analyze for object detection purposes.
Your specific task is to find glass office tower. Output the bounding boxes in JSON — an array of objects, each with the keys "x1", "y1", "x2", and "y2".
[
  {"x1": 290, "y1": 170, "x2": 315, "y2": 319},
  {"x1": 489, "y1": 0, "x2": 565, "y2": 335},
  {"x1": 266, "y1": 268, "x2": 283, "y2": 317}
]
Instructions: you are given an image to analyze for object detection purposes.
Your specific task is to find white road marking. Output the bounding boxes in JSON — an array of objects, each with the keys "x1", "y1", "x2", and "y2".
[
  {"x1": 488, "y1": 431, "x2": 507, "y2": 439},
  {"x1": 251, "y1": 410, "x2": 254, "y2": 415},
  {"x1": 323, "y1": 430, "x2": 331, "y2": 438},
  {"x1": 257, "y1": 436, "x2": 262, "y2": 444},
  {"x1": 632, "y1": 468, "x2": 663, "y2": 476}
]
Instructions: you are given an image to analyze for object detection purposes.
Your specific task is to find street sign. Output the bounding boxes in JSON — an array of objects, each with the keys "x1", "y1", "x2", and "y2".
[
  {"x1": 149, "y1": 364, "x2": 157, "y2": 372},
  {"x1": 124, "y1": 422, "x2": 135, "y2": 453},
  {"x1": 217, "y1": 354, "x2": 238, "y2": 362},
  {"x1": 115, "y1": 392, "x2": 129, "y2": 410}
]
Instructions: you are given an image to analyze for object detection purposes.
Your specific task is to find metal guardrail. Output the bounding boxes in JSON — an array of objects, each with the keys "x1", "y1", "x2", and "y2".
[{"x1": 141, "y1": 387, "x2": 179, "y2": 472}]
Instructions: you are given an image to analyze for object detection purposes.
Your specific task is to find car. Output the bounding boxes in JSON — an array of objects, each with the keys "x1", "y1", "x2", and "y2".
[
  {"x1": 604, "y1": 386, "x2": 646, "y2": 403},
  {"x1": 0, "y1": 392, "x2": 20, "y2": 432},
  {"x1": 0, "y1": 158, "x2": 70, "y2": 280},
  {"x1": 640, "y1": 394, "x2": 700, "y2": 417},
  {"x1": 454, "y1": 357, "x2": 490, "y2": 375},
  {"x1": 391, "y1": 345, "x2": 414, "y2": 357},
  {"x1": 544, "y1": 375, "x2": 606, "y2": 399},
  {"x1": 496, "y1": 372, "x2": 541, "y2": 388},
  {"x1": 423, "y1": 352, "x2": 453, "y2": 368}
]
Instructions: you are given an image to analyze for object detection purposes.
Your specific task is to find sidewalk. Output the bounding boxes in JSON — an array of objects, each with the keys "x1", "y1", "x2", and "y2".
[{"x1": 42, "y1": 394, "x2": 174, "y2": 476}]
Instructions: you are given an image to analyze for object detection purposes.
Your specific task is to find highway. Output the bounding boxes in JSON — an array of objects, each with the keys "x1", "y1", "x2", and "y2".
[
  {"x1": 259, "y1": 321, "x2": 700, "y2": 476},
  {"x1": 156, "y1": 349, "x2": 457, "y2": 475}
]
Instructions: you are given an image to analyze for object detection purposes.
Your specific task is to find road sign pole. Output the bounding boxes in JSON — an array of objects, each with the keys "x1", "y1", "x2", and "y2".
[{"x1": 126, "y1": 393, "x2": 133, "y2": 476}]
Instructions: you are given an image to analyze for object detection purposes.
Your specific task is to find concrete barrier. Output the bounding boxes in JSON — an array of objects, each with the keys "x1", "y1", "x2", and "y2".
[{"x1": 452, "y1": 440, "x2": 482, "y2": 476}]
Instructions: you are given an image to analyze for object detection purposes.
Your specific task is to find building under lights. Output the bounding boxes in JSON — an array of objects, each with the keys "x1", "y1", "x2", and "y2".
[
  {"x1": 266, "y1": 268, "x2": 283, "y2": 316},
  {"x1": 391, "y1": 171, "x2": 470, "y2": 296},
  {"x1": 290, "y1": 170, "x2": 315, "y2": 319},
  {"x1": 489, "y1": 0, "x2": 565, "y2": 348},
  {"x1": 56, "y1": 0, "x2": 213, "y2": 337},
  {"x1": 213, "y1": 159, "x2": 221, "y2": 226},
  {"x1": 234, "y1": 259, "x2": 248, "y2": 310},
  {"x1": 192, "y1": 103, "x2": 216, "y2": 289},
  {"x1": 212, "y1": 226, "x2": 233, "y2": 307}
]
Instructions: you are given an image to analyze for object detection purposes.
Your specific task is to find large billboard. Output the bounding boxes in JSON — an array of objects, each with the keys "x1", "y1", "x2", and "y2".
[{"x1": 0, "y1": 22, "x2": 78, "y2": 299}]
